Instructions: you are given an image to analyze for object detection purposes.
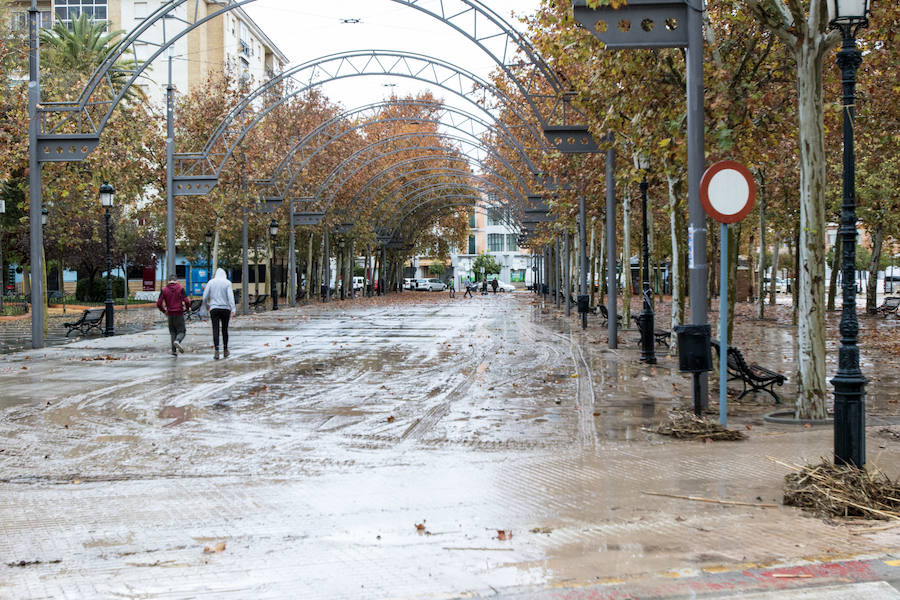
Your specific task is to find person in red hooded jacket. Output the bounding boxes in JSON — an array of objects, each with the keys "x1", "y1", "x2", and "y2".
[{"x1": 157, "y1": 277, "x2": 191, "y2": 355}]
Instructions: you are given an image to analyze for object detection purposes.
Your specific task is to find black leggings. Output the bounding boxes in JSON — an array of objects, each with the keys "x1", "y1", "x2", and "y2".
[{"x1": 210, "y1": 308, "x2": 231, "y2": 350}]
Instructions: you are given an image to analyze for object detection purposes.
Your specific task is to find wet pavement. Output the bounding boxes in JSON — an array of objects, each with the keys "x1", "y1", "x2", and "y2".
[{"x1": 0, "y1": 292, "x2": 898, "y2": 599}]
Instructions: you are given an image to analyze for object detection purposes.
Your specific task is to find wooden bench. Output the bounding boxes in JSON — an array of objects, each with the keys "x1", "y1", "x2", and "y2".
[
  {"x1": 868, "y1": 296, "x2": 900, "y2": 317},
  {"x1": 64, "y1": 308, "x2": 106, "y2": 337},
  {"x1": 711, "y1": 339, "x2": 785, "y2": 404},
  {"x1": 630, "y1": 314, "x2": 671, "y2": 346},
  {"x1": 248, "y1": 294, "x2": 268, "y2": 311},
  {"x1": 184, "y1": 298, "x2": 204, "y2": 321},
  {"x1": 598, "y1": 304, "x2": 624, "y2": 327}
]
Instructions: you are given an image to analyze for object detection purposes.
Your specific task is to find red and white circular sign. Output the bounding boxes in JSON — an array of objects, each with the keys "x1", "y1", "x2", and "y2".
[{"x1": 700, "y1": 160, "x2": 756, "y2": 224}]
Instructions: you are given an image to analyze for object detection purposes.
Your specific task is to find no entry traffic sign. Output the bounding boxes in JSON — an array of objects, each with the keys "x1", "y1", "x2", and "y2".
[{"x1": 700, "y1": 160, "x2": 756, "y2": 224}]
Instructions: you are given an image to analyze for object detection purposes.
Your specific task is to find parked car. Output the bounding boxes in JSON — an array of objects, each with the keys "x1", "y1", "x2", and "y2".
[
  {"x1": 403, "y1": 278, "x2": 416, "y2": 290},
  {"x1": 353, "y1": 276, "x2": 365, "y2": 292},
  {"x1": 763, "y1": 277, "x2": 788, "y2": 294},
  {"x1": 418, "y1": 278, "x2": 446, "y2": 291},
  {"x1": 495, "y1": 281, "x2": 516, "y2": 292}
]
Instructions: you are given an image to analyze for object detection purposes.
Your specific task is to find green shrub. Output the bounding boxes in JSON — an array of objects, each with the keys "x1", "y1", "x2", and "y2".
[{"x1": 76, "y1": 276, "x2": 125, "y2": 302}]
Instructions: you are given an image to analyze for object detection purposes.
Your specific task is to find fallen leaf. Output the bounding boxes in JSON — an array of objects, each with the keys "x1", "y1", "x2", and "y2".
[
  {"x1": 496, "y1": 530, "x2": 512, "y2": 541},
  {"x1": 415, "y1": 522, "x2": 426, "y2": 530},
  {"x1": 387, "y1": 416, "x2": 395, "y2": 423},
  {"x1": 203, "y1": 541, "x2": 226, "y2": 554},
  {"x1": 745, "y1": 424, "x2": 753, "y2": 430}
]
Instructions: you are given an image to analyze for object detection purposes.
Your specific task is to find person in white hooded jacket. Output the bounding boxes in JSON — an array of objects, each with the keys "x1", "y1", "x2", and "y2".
[{"x1": 202, "y1": 268, "x2": 236, "y2": 359}]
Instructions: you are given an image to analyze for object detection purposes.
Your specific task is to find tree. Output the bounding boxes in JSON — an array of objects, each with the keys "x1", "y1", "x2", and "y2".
[
  {"x1": 40, "y1": 13, "x2": 145, "y2": 102},
  {"x1": 472, "y1": 252, "x2": 501, "y2": 281}
]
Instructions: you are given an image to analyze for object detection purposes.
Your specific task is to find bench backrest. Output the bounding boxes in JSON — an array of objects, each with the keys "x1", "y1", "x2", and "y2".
[
  {"x1": 886, "y1": 297, "x2": 900, "y2": 308},
  {"x1": 85, "y1": 308, "x2": 106, "y2": 321}
]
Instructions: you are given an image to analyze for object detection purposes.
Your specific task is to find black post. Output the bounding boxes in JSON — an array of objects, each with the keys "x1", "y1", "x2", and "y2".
[
  {"x1": 104, "y1": 207, "x2": 114, "y2": 336},
  {"x1": 271, "y1": 237, "x2": 278, "y2": 311},
  {"x1": 831, "y1": 26, "x2": 866, "y2": 467},
  {"x1": 639, "y1": 174, "x2": 656, "y2": 363}
]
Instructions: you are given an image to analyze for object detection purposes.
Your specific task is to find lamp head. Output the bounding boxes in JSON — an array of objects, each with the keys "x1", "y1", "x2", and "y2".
[
  {"x1": 635, "y1": 153, "x2": 650, "y2": 171},
  {"x1": 205, "y1": 230, "x2": 213, "y2": 244},
  {"x1": 827, "y1": 0, "x2": 870, "y2": 27},
  {"x1": 41, "y1": 207, "x2": 48, "y2": 226},
  {"x1": 99, "y1": 182, "x2": 115, "y2": 208},
  {"x1": 269, "y1": 220, "x2": 279, "y2": 237}
]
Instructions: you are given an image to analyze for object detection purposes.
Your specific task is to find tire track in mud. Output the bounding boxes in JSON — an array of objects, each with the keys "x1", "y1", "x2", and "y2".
[
  {"x1": 398, "y1": 342, "x2": 498, "y2": 442},
  {"x1": 544, "y1": 327, "x2": 597, "y2": 450}
]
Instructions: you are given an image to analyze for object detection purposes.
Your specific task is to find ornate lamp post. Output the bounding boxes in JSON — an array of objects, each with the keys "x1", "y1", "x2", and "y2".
[
  {"x1": 828, "y1": 0, "x2": 870, "y2": 467},
  {"x1": 205, "y1": 230, "x2": 213, "y2": 273},
  {"x1": 269, "y1": 219, "x2": 279, "y2": 311},
  {"x1": 99, "y1": 182, "x2": 116, "y2": 336},
  {"x1": 636, "y1": 154, "x2": 656, "y2": 364}
]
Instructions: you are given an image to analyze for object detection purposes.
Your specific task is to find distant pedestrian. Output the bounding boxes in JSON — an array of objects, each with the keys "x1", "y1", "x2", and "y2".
[
  {"x1": 202, "y1": 268, "x2": 236, "y2": 360},
  {"x1": 464, "y1": 277, "x2": 473, "y2": 298},
  {"x1": 448, "y1": 280, "x2": 456, "y2": 298},
  {"x1": 481, "y1": 278, "x2": 488, "y2": 295},
  {"x1": 157, "y1": 277, "x2": 191, "y2": 356},
  {"x1": 491, "y1": 278, "x2": 498, "y2": 294}
]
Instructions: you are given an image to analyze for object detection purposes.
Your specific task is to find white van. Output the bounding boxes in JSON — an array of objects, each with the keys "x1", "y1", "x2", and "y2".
[{"x1": 353, "y1": 276, "x2": 364, "y2": 292}]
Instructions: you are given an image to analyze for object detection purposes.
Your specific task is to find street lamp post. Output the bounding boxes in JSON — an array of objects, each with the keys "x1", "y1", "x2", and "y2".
[
  {"x1": 100, "y1": 182, "x2": 116, "y2": 336},
  {"x1": 205, "y1": 230, "x2": 213, "y2": 273},
  {"x1": 828, "y1": 0, "x2": 870, "y2": 468},
  {"x1": 339, "y1": 239, "x2": 346, "y2": 300},
  {"x1": 270, "y1": 220, "x2": 279, "y2": 311},
  {"x1": 637, "y1": 154, "x2": 656, "y2": 364}
]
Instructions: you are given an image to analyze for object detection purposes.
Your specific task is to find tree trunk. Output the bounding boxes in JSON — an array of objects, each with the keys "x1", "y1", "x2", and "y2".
[
  {"x1": 589, "y1": 219, "x2": 597, "y2": 307},
  {"x1": 827, "y1": 231, "x2": 841, "y2": 311},
  {"x1": 770, "y1": 232, "x2": 780, "y2": 306},
  {"x1": 667, "y1": 172, "x2": 685, "y2": 346},
  {"x1": 598, "y1": 211, "x2": 606, "y2": 305},
  {"x1": 621, "y1": 184, "x2": 632, "y2": 318},
  {"x1": 306, "y1": 233, "x2": 313, "y2": 303},
  {"x1": 865, "y1": 225, "x2": 884, "y2": 313},
  {"x1": 757, "y1": 186, "x2": 767, "y2": 319}
]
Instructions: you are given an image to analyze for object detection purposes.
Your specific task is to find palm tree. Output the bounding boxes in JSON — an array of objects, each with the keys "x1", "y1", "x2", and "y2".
[{"x1": 40, "y1": 13, "x2": 146, "y2": 102}]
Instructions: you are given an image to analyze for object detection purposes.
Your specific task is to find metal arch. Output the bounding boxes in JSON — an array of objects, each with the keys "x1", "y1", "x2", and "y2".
[
  {"x1": 369, "y1": 168, "x2": 523, "y2": 228},
  {"x1": 348, "y1": 160, "x2": 524, "y2": 219},
  {"x1": 366, "y1": 167, "x2": 517, "y2": 220},
  {"x1": 374, "y1": 180, "x2": 513, "y2": 223},
  {"x1": 381, "y1": 185, "x2": 519, "y2": 233},
  {"x1": 38, "y1": 0, "x2": 581, "y2": 149},
  {"x1": 312, "y1": 132, "x2": 531, "y2": 204},
  {"x1": 173, "y1": 50, "x2": 547, "y2": 185},
  {"x1": 261, "y1": 111, "x2": 537, "y2": 202},
  {"x1": 388, "y1": 198, "x2": 519, "y2": 242},
  {"x1": 264, "y1": 99, "x2": 540, "y2": 197}
]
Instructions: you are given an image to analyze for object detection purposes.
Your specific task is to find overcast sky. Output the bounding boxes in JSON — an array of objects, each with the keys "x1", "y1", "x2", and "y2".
[{"x1": 241, "y1": 0, "x2": 545, "y2": 115}]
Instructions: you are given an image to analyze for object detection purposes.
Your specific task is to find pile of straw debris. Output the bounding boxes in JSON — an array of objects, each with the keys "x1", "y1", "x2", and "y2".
[
  {"x1": 650, "y1": 409, "x2": 746, "y2": 441},
  {"x1": 781, "y1": 459, "x2": 900, "y2": 520}
]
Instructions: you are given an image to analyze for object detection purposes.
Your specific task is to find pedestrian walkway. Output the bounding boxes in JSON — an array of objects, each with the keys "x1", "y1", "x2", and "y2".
[{"x1": 0, "y1": 293, "x2": 897, "y2": 599}]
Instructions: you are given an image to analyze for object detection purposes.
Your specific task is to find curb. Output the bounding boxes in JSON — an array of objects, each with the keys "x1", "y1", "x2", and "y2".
[{"x1": 764, "y1": 409, "x2": 834, "y2": 425}]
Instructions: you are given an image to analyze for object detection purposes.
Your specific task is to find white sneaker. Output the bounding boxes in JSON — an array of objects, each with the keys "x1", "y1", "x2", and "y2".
[{"x1": 174, "y1": 341, "x2": 185, "y2": 354}]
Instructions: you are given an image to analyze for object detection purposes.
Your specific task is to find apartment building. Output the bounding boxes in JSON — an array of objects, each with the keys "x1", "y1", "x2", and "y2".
[
  {"x1": 8, "y1": 1, "x2": 288, "y2": 104},
  {"x1": 450, "y1": 198, "x2": 532, "y2": 287}
]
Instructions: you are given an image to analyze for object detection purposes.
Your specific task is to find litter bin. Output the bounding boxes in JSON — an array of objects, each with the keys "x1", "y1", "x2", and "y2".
[
  {"x1": 577, "y1": 294, "x2": 590, "y2": 314},
  {"x1": 674, "y1": 324, "x2": 712, "y2": 416},
  {"x1": 673, "y1": 324, "x2": 712, "y2": 373}
]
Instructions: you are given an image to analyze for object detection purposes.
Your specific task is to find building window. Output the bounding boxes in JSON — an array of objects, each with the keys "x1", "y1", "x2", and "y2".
[
  {"x1": 134, "y1": 1, "x2": 149, "y2": 20},
  {"x1": 467, "y1": 235, "x2": 476, "y2": 255},
  {"x1": 468, "y1": 211, "x2": 476, "y2": 229},
  {"x1": 55, "y1": 1, "x2": 108, "y2": 26},
  {"x1": 488, "y1": 234, "x2": 504, "y2": 252},
  {"x1": 506, "y1": 234, "x2": 518, "y2": 252},
  {"x1": 11, "y1": 11, "x2": 51, "y2": 30}
]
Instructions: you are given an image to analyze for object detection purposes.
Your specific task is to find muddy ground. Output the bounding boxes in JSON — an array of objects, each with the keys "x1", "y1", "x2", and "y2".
[{"x1": 0, "y1": 291, "x2": 897, "y2": 599}]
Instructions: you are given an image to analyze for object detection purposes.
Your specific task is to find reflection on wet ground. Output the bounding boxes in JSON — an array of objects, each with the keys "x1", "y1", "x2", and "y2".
[{"x1": 0, "y1": 293, "x2": 897, "y2": 599}]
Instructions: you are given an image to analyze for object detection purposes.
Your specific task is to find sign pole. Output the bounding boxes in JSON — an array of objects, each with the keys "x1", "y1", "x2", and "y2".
[{"x1": 719, "y1": 222, "x2": 728, "y2": 426}]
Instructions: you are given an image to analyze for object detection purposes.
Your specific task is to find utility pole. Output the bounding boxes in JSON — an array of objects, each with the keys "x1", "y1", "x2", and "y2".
[{"x1": 28, "y1": 0, "x2": 44, "y2": 349}]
